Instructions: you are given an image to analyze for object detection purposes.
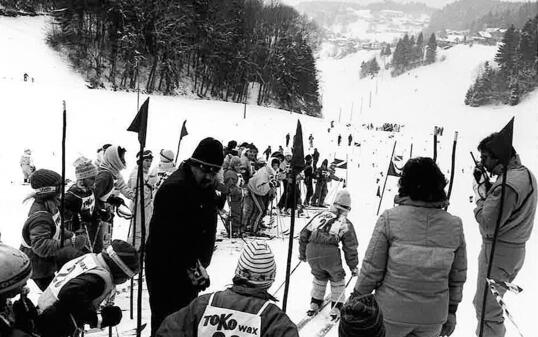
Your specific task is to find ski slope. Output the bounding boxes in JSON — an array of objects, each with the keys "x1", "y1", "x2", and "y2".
[{"x1": 1, "y1": 15, "x2": 537, "y2": 337}]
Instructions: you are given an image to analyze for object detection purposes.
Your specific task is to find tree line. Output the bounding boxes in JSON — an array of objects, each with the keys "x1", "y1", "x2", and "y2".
[
  {"x1": 45, "y1": 0, "x2": 322, "y2": 116},
  {"x1": 465, "y1": 15, "x2": 538, "y2": 107},
  {"x1": 390, "y1": 32, "x2": 437, "y2": 77}
]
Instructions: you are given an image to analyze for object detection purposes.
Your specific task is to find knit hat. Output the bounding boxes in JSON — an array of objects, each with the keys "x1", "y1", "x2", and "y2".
[
  {"x1": 227, "y1": 140, "x2": 237, "y2": 150},
  {"x1": 24, "y1": 148, "x2": 32, "y2": 155},
  {"x1": 235, "y1": 241, "x2": 276, "y2": 289},
  {"x1": 257, "y1": 156, "x2": 266, "y2": 165},
  {"x1": 74, "y1": 157, "x2": 98, "y2": 181},
  {"x1": 160, "y1": 149, "x2": 175, "y2": 163},
  {"x1": 0, "y1": 243, "x2": 32, "y2": 296},
  {"x1": 102, "y1": 240, "x2": 139, "y2": 280},
  {"x1": 30, "y1": 169, "x2": 62, "y2": 197},
  {"x1": 338, "y1": 294, "x2": 385, "y2": 337},
  {"x1": 332, "y1": 189, "x2": 351, "y2": 211},
  {"x1": 190, "y1": 137, "x2": 224, "y2": 172}
]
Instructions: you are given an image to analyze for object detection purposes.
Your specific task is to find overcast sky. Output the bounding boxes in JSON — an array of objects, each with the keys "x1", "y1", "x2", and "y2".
[{"x1": 280, "y1": 0, "x2": 533, "y2": 10}]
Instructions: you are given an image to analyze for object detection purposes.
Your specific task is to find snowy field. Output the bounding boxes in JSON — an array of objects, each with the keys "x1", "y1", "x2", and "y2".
[{"x1": 1, "y1": 16, "x2": 537, "y2": 337}]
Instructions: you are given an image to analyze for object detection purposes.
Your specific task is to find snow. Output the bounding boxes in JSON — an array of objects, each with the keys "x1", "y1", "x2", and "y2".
[{"x1": 1, "y1": 15, "x2": 538, "y2": 337}]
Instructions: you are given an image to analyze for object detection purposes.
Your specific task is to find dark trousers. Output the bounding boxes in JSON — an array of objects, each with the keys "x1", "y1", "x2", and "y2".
[
  {"x1": 304, "y1": 181, "x2": 313, "y2": 205},
  {"x1": 147, "y1": 267, "x2": 198, "y2": 336}
]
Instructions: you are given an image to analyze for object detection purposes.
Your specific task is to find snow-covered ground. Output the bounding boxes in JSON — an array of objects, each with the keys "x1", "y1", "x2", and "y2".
[{"x1": 1, "y1": 15, "x2": 537, "y2": 337}]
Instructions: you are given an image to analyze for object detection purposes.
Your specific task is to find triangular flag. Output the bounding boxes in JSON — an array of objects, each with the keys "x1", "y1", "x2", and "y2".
[
  {"x1": 180, "y1": 120, "x2": 188, "y2": 140},
  {"x1": 487, "y1": 118, "x2": 514, "y2": 166},
  {"x1": 291, "y1": 120, "x2": 305, "y2": 172},
  {"x1": 387, "y1": 161, "x2": 401, "y2": 177},
  {"x1": 127, "y1": 97, "x2": 149, "y2": 147},
  {"x1": 394, "y1": 155, "x2": 403, "y2": 161},
  {"x1": 332, "y1": 158, "x2": 344, "y2": 165},
  {"x1": 376, "y1": 185, "x2": 381, "y2": 197}
]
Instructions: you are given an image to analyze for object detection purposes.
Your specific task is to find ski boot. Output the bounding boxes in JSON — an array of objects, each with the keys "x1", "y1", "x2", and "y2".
[
  {"x1": 329, "y1": 302, "x2": 343, "y2": 320},
  {"x1": 307, "y1": 298, "x2": 324, "y2": 316}
]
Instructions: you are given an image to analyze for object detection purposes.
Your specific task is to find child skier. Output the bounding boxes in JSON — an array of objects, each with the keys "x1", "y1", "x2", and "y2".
[
  {"x1": 36, "y1": 239, "x2": 139, "y2": 337},
  {"x1": 299, "y1": 189, "x2": 358, "y2": 319},
  {"x1": 19, "y1": 149, "x2": 35, "y2": 184},
  {"x1": 224, "y1": 156, "x2": 245, "y2": 236},
  {"x1": 150, "y1": 149, "x2": 176, "y2": 190}
]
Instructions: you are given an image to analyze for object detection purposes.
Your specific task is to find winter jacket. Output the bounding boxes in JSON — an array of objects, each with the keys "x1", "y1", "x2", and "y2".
[
  {"x1": 127, "y1": 167, "x2": 156, "y2": 250},
  {"x1": 474, "y1": 156, "x2": 537, "y2": 244},
  {"x1": 94, "y1": 169, "x2": 115, "y2": 211},
  {"x1": 150, "y1": 161, "x2": 176, "y2": 190},
  {"x1": 146, "y1": 161, "x2": 219, "y2": 290},
  {"x1": 224, "y1": 168, "x2": 243, "y2": 201},
  {"x1": 20, "y1": 200, "x2": 75, "y2": 280},
  {"x1": 248, "y1": 166, "x2": 276, "y2": 196},
  {"x1": 354, "y1": 196, "x2": 467, "y2": 325},
  {"x1": 240, "y1": 154, "x2": 253, "y2": 181},
  {"x1": 63, "y1": 184, "x2": 96, "y2": 232},
  {"x1": 36, "y1": 254, "x2": 115, "y2": 337},
  {"x1": 156, "y1": 285, "x2": 299, "y2": 337},
  {"x1": 299, "y1": 211, "x2": 359, "y2": 271},
  {"x1": 303, "y1": 165, "x2": 314, "y2": 185}
]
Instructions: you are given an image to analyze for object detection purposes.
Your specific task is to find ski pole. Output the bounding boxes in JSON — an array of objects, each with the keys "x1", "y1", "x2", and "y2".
[{"x1": 271, "y1": 260, "x2": 302, "y2": 296}]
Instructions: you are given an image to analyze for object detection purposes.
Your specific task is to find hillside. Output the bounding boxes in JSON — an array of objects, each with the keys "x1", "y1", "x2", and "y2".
[{"x1": 1, "y1": 15, "x2": 538, "y2": 337}]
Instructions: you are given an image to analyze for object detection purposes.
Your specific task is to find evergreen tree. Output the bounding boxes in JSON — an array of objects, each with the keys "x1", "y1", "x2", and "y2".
[
  {"x1": 495, "y1": 25, "x2": 520, "y2": 74},
  {"x1": 415, "y1": 32, "x2": 424, "y2": 63},
  {"x1": 425, "y1": 33, "x2": 437, "y2": 64}
]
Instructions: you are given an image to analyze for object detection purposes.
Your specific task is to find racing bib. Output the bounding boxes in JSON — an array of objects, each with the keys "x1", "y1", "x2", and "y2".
[{"x1": 197, "y1": 293, "x2": 270, "y2": 337}]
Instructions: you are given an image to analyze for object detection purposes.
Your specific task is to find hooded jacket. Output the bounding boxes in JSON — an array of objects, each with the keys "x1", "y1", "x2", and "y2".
[
  {"x1": 355, "y1": 196, "x2": 467, "y2": 325},
  {"x1": 248, "y1": 166, "x2": 276, "y2": 196}
]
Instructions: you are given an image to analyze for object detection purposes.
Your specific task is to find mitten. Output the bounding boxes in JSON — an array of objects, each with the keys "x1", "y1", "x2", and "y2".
[
  {"x1": 71, "y1": 233, "x2": 89, "y2": 250},
  {"x1": 100, "y1": 306, "x2": 122, "y2": 328},
  {"x1": 440, "y1": 313, "x2": 456, "y2": 336}
]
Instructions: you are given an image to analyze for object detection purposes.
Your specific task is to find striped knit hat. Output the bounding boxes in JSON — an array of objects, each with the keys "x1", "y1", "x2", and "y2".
[
  {"x1": 0, "y1": 243, "x2": 32, "y2": 296},
  {"x1": 235, "y1": 240, "x2": 276, "y2": 289},
  {"x1": 74, "y1": 157, "x2": 98, "y2": 180}
]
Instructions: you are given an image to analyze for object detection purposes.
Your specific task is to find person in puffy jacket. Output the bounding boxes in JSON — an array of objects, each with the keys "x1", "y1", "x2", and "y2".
[
  {"x1": 36, "y1": 240, "x2": 139, "y2": 337},
  {"x1": 299, "y1": 189, "x2": 358, "y2": 318},
  {"x1": 353, "y1": 157, "x2": 467, "y2": 337},
  {"x1": 243, "y1": 158, "x2": 278, "y2": 235},
  {"x1": 20, "y1": 169, "x2": 89, "y2": 291},
  {"x1": 127, "y1": 150, "x2": 158, "y2": 251},
  {"x1": 19, "y1": 149, "x2": 35, "y2": 184},
  {"x1": 224, "y1": 156, "x2": 245, "y2": 236},
  {"x1": 156, "y1": 240, "x2": 298, "y2": 337}
]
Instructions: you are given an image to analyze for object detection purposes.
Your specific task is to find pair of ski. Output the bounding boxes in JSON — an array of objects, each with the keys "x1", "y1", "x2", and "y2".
[{"x1": 296, "y1": 296, "x2": 339, "y2": 337}]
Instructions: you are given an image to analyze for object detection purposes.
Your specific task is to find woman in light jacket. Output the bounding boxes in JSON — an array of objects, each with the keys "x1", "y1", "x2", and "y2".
[{"x1": 353, "y1": 157, "x2": 467, "y2": 337}]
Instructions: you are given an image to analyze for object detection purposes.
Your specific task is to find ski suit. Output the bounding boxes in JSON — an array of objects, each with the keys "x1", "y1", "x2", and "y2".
[
  {"x1": 311, "y1": 166, "x2": 332, "y2": 207},
  {"x1": 299, "y1": 211, "x2": 358, "y2": 304},
  {"x1": 224, "y1": 168, "x2": 244, "y2": 234},
  {"x1": 472, "y1": 156, "x2": 536, "y2": 337}
]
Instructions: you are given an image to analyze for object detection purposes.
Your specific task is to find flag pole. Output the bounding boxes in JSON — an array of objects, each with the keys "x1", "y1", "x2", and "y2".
[
  {"x1": 130, "y1": 78, "x2": 141, "y2": 320},
  {"x1": 174, "y1": 120, "x2": 188, "y2": 165},
  {"x1": 376, "y1": 141, "x2": 397, "y2": 216},
  {"x1": 478, "y1": 167, "x2": 508, "y2": 337},
  {"x1": 282, "y1": 120, "x2": 305, "y2": 313},
  {"x1": 445, "y1": 131, "x2": 458, "y2": 210},
  {"x1": 60, "y1": 101, "x2": 67, "y2": 247},
  {"x1": 433, "y1": 127, "x2": 438, "y2": 162}
]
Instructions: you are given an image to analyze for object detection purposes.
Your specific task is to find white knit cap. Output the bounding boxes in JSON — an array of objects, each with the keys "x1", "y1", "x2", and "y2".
[
  {"x1": 160, "y1": 149, "x2": 175, "y2": 163},
  {"x1": 235, "y1": 240, "x2": 276, "y2": 289},
  {"x1": 332, "y1": 189, "x2": 352, "y2": 211}
]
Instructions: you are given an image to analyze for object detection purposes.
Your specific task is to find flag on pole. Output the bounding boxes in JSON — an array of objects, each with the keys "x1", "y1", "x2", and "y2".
[
  {"x1": 387, "y1": 161, "x2": 401, "y2": 177},
  {"x1": 290, "y1": 120, "x2": 305, "y2": 172},
  {"x1": 486, "y1": 117, "x2": 514, "y2": 166},
  {"x1": 127, "y1": 97, "x2": 149, "y2": 147},
  {"x1": 331, "y1": 158, "x2": 347, "y2": 169},
  {"x1": 180, "y1": 120, "x2": 188, "y2": 140}
]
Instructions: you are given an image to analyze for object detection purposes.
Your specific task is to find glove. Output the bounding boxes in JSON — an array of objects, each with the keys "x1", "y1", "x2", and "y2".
[
  {"x1": 440, "y1": 313, "x2": 456, "y2": 336},
  {"x1": 269, "y1": 179, "x2": 278, "y2": 189},
  {"x1": 106, "y1": 195, "x2": 125, "y2": 207},
  {"x1": 187, "y1": 260, "x2": 210, "y2": 291},
  {"x1": 12, "y1": 294, "x2": 38, "y2": 333},
  {"x1": 100, "y1": 306, "x2": 122, "y2": 328},
  {"x1": 71, "y1": 233, "x2": 89, "y2": 250},
  {"x1": 351, "y1": 267, "x2": 358, "y2": 277}
]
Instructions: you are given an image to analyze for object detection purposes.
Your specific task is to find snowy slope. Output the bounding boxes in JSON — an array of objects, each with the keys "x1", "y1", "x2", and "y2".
[{"x1": 1, "y1": 16, "x2": 537, "y2": 337}]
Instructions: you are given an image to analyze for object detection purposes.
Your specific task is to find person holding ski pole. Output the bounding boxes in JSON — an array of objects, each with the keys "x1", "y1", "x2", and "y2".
[{"x1": 299, "y1": 189, "x2": 358, "y2": 319}]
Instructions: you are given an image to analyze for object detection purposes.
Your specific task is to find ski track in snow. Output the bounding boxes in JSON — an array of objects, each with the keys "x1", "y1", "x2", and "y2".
[{"x1": 1, "y1": 16, "x2": 537, "y2": 337}]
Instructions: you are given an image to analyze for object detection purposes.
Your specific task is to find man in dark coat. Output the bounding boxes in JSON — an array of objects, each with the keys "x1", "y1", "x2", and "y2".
[
  {"x1": 312, "y1": 148, "x2": 320, "y2": 171},
  {"x1": 145, "y1": 137, "x2": 224, "y2": 336}
]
